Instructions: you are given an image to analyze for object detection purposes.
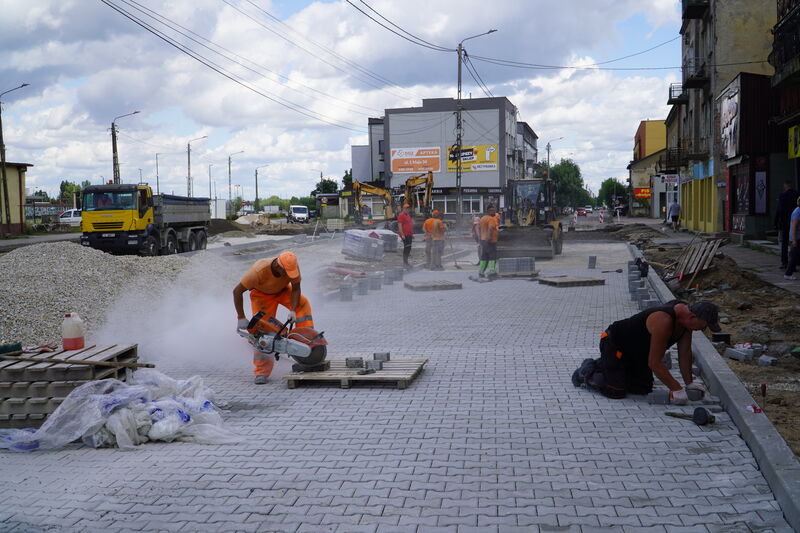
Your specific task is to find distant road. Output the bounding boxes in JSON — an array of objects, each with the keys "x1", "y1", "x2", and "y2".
[{"x1": 0, "y1": 232, "x2": 80, "y2": 252}]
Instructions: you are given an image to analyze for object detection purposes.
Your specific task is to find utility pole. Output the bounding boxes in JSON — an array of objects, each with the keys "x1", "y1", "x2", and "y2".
[
  {"x1": 155, "y1": 153, "x2": 161, "y2": 194},
  {"x1": 187, "y1": 135, "x2": 207, "y2": 197},
  {"x1": 111, "y1": 110, "x2": 139, "y2": 184},
  {"x1": 0, "y1": 83, "x2": 30, "y2": 236},
  {"x1": 208, "y1": 164, "x2": 213, "y2": 199},
  {"x1": 255, "y1": 164, "x2": 268, "y2": 212}
]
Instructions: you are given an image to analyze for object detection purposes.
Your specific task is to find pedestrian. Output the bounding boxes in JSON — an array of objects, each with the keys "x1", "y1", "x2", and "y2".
[
  {"x1": 667, "y1": 200, "x2": 681, "y2": 232},
  {"x1": 431, "y1": 210, "x2": 446, "y2": 270},
  {"x1": 232, "y1": 251, "x2": 315, "y2": 384},
  {"x1": 397, "y1": 203, "x2": 414, "y2": 268},
  {"x1": 572, "y1": 300, "x2": 720, "y2": 403},
  {"x1": 776, "y1": 180, "x2": 800, "y2": 270},
  {"x1": 784, "y1": 195, "x2": 800, "y2": 280},
  {"x1": 478, "y1": 205, "x2": 499, "y2": 278},
  {"x1": 423, "y1": 210, "x2": 437, "y2": 269}
]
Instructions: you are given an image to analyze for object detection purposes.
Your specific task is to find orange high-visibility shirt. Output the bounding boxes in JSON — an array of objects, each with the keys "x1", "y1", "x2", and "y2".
[
  {"x1": 240, "y1": 257, "x2": 301, "y2": 294},
  {"x1": 431, "y1": 218, "x2": 446, "y2": 241},
  {"x1": 423, "y1": 218, "x2": 436, "y2": 240},
  {"x1": 479, "y1": 215, "x2": 498, "y2": 243}
]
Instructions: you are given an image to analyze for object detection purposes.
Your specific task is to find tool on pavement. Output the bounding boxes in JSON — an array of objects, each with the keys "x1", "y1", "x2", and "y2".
[
  {"x1": 449, "y1": 238, "x2": 462, "y2": 269},
  {"x1": 602, "y1": 269, "x2": 623, "y2": 273},
  {"x1": 0, "y1": 351, "x2": 155, "y2": 369},
  {"x1": 239, "y1": 311, "x2": 328, "y2": 371},
  {"x1": 761, "y1": 381, "x2": 767, "y2": 412},
  {"x1": 664, "y1": 407, "x2": 716, "y2": 426}
]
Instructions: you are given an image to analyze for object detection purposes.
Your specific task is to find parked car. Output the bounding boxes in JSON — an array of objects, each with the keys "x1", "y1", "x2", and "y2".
[
  {"x1": 59, "y1": 209, "x2": 82, "y2": 227},
  {"x1": 584, "y1": 205, "x2": 593, "y2": 213},
  {"x1": 287, "y1": 205, "x2": 309, "y2": 223},
  {"x1": 576, "y1": 208, "x2": 587, "y2": 216}
]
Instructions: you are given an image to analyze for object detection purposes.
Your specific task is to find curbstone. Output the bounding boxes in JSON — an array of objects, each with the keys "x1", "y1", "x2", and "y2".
[
  {"x1": 757, "y1": 355, "x2": 777, "y2": 367},
  {"x1": 724, "y1": 347, "x2": 754, "y2": 362},
  {"x1": 345, "y1": 358, "x2": 363, "y2": 368},
  {"x1": 373, "y1": 352, "x2": 391, "y2": 362}
]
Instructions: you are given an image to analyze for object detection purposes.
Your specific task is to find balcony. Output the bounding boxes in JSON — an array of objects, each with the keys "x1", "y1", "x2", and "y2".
[
  {"x1": 657, "y1": 148, "x2": 687, "y2": 172},
  {"x1": 682, "y1": 0, "x2": 709, "y2": 19},
  {"x1": 770, "y1": 9, "x2": 800, "y2": 86},
  {"x1": 683, "y1": 57, "x2": 709, "y2": 89},
  {"x1": 668, "y1": 83, "x2": 688, "y2": 105},
  {"x1": 682, "y1": 137, "x2": 709, "y2": 160}
]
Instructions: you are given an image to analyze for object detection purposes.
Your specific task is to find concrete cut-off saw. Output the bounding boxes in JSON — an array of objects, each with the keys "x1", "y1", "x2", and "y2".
[{"x1": 238, "y1": 311, "x2": 329, "y2": 372}]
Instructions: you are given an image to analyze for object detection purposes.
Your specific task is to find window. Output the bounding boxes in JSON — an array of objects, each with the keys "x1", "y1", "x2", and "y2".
[{"x1": 462, "y1": 195, "x2": 482, "y2": 214}]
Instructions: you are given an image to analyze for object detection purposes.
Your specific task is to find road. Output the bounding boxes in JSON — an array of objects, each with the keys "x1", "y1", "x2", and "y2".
[{"x1": 1, "y1": 238, "x2": 791, "y2": 532}]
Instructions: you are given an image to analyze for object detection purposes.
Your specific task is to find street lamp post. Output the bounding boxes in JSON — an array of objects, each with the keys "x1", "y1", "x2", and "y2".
[
  {"x1": 0, "y1": 82, "x2": 30, "y2": 235},
  {"x1": 455, "y1": 29, "x2": 496, "y2": 226},
  {"x1": 208, "y1": 164, "x2": 213, "y2": 199},
  {"x1": 545, "y1": 137, "x2": 564, "y2": 180},
  {"x1": 155, "y1": 153, "x2": 161, "y2": 194},
  {"x1": 228, "y1": 150, "x2": 245, "y2": 209},
  {"x1": 111, "y1": 110, "x2": 140, "y2": 184},
  {"x1": 187, "y1": 135, "x2": 207, "y2": 197},
  {"x1": 255, "y1": 164, "x2": 268, "y2": 212}
]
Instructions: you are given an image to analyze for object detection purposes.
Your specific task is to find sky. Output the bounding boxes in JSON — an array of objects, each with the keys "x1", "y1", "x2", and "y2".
[{"x1": 0, "y1": 0, "x2": 681, "y2": 202}]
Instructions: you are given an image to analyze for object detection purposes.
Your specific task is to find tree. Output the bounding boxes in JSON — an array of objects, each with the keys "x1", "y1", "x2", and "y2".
[
  {"x1": 59, "y1": 180, "x2": 82, "y2": 204},
  {"x1": 312, "y1": 178, "x2": 338, "y2": 196},
  {"x1": 290, "y1": 196, "x2": 316, "y2": 210},
  {"x1": 550, "y1": 159, "x2": 591, "y2": 208},
  {"x1": 31, "y1": 189, "x2": 52, "y2": 202},
  {"x1": 342, "y1": 169, "x2": 353, "y2": 190},
  {"x1": 598, "y1": 178, "x2": 627, "y2": 208}
]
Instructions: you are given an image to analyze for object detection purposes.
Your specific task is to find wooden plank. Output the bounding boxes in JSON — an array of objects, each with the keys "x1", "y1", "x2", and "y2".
[
  {"x1": 686, "y1": 241, "x2": 711, "y2": 275},
  {"x1": 700, "y1": 240, "x2": 722, "y2": 271},
  {"x1": 538, "y1": 277, "x2": 604, "y2": 288},
  {"x1": 0, "y1": 345, "x2": 138, "y2": 382},
  {"x1": 678, "y1": 243, "x2": 701, "y2": 276}
]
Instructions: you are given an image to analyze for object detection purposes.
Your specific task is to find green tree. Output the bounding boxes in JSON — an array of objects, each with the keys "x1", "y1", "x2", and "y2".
[
  {"x1": 312, "y1": 178, "x2": 338, "y2": 195},
  {"x1": 31, "y1": 189, "x2": 52, "y2": 202},
  {"x1": 341, "y1": 169, "x2": 353, "y2": 190},
  {"x1": 598, "y1": 178, "x2": 627, "y2": 208},
  {"x1": 290, "y1": 196, "x2": 316, "y2": 210},
  {"x1": 58, "y1": 180, "x2": 83, "y2": 204},
  {"x1": 263, "y1": 195, "x2": 289, "y2": 211},
  {"x1": 550, "y1": 159, "x2": 591, "y2": 208}
]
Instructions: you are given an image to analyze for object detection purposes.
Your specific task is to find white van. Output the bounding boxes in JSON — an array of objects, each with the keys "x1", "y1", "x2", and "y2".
[{"x1": 288, "y1": 205, "x2": 309, "y2": 223}]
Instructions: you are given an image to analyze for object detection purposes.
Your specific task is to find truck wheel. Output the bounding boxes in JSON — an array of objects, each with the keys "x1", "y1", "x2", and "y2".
[
  {"x1": 163, "y1": 233, "x2": 178, "y2": 255},
  {"x1": 196, "y1": 230, "x2": 207, "y2": 250},
  {"x1": 141, "y1": 236, "x2": 159, "y2": 256},
  {"x1": 187, "y1": 232, "x2": 198, "y2": 252}
]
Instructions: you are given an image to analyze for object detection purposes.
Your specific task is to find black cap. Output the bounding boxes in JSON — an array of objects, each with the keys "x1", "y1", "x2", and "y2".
[{"x1": 689, "y1": 301, "x2": 721, "y2": 332}]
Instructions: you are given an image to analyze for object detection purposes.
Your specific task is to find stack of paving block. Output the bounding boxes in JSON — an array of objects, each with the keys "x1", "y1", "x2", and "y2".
[
  {"x1": 0, "y1": 344, "x2": 139, "y2": 429},
  {"x1": 497, "y1": 257, "x2": 537, "y2": 277},
  {"x1": 341, "y1": 229, "x2": 384, "y2": 261}
]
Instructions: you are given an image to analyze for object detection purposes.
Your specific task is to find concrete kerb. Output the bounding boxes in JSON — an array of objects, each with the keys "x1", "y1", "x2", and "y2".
[{"x1": 628, "y1": 243, "x2": 800, "y2": 531}]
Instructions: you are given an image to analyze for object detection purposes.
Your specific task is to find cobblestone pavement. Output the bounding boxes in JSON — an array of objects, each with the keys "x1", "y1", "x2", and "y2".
[{"x1": 1, "y1": 241, "x2": 793, "y2": 532}]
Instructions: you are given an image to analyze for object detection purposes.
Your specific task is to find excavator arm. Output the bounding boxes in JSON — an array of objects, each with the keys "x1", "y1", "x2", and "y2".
[
  {"x1": 403, "y1": 171, "x2": 434, "y2": 217},
  {"x1": 354, "y1": 181, "x2": 395, "y2": 223}
]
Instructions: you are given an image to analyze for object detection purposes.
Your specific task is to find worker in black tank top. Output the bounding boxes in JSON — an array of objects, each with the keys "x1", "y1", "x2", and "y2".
[{"x1": 573, "y1": 300, "x2": 721, "y2": 403}]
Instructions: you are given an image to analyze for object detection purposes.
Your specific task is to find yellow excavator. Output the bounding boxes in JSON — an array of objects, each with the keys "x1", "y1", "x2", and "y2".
[
  {"x1": 403, "y1": 171, "x2": 434, "y2": 219},
  {"x1": 353, "y1": 181, "x2": 395, "y2": 225},
  {"x1": 497, "y1": 177, "x2": 563, "y2": 259}
]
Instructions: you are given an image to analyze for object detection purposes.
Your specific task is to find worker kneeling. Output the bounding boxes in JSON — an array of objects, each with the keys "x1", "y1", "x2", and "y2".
[
  {"x1": 233, "y1": 251, "x2": 315, "y2": 384},
  {"x1": 572, "y1": 300, "x2": 720, "y2": 404}
]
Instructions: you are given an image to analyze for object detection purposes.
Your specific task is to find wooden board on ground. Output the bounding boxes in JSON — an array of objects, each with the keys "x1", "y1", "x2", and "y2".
[
  {"x1": 538, "y1": 276, "x2": 605, "y2": 287},
  {"x1": 284, "y1": 357, "x2": 429, "y2": 390},
  {"x1": 404, "y1": 280, "x2": 462, "y2": 291},
  {"x1": 0, "y1": 344, "x2": 139, "y2": 382}
]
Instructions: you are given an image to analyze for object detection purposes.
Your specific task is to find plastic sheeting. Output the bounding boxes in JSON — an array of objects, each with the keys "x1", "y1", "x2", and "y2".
[
  {"x1": 0, "y1": 370, "x2": 240, "y2": 452},
  {"x1": 342, "y1": 229, "x2": 384, "y2": 261}
]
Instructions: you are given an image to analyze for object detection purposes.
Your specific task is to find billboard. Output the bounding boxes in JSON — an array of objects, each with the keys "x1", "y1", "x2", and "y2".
[
  {"x1": 447, "y1": 145, "x2": 498, "y2": 172},
  {"x1": 390, "y1": 147, "x2": 441, "y2": 173},
  {"x1": 634, "y1": 188, "x2": 651, "y2": 199},
  {"x1": 789, "y1": 125, "x2": 800, "y2": 159},
  {"x1": 719, "y1": 77, "x2": 740, "y2": 160}
]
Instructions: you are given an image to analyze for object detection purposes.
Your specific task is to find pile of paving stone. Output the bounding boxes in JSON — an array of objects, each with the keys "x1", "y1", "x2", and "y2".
[{"x1": 0, "y1": 242, "x2": 189, "y2": 345}]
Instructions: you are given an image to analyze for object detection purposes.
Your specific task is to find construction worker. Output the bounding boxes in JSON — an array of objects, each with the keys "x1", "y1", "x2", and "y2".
[
  {"x1": 397, "y1": 203, "x2": 414, "y2": 268},
  {"x1": 431, "y1": 210, "x2": 446, "y2": 270},
  {"x1": 423, "y1": 211, "x2": 437, "y2": 269},
  {"x1": 233, "y1": 251, "x2": 314, "y2": 384},
  {"x1": 478, "y1": 205, "x2": 499, "y2": 278},
  {"x1": 572, "y1": 300, "x2": 721, "y2": 403}
]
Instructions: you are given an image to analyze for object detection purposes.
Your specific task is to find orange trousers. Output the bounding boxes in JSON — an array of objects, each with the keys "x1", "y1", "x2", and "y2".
[{"x1": 249, "y1": 286, "x2": 314, "y2": 376}]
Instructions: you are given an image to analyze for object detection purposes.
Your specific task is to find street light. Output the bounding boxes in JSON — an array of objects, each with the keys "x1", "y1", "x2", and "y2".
[
  {"x1": 228, "y1": 150, "x2": 245, "y2": 206},
  {"x1": 0, "y1": 82, "x2": 30, "y2": 235},
  {"x1": 111, "y1": 110, "x2": 140, "y2": 184},
  {"x1": 545, "y1": 137, "x2": 564, "y2": 179},
  {"x1": 208, "y1": 163, "x2": 213, "y2": 199},
  {"x1": 455, "y1": 29, "x2": 497, "y2": 226},
  {"x1": 187, "y1": 135, "x2": 207, "y2": 197},
  {"x1": 255, "y1": 164, "x2": 268, "y2": 211}
]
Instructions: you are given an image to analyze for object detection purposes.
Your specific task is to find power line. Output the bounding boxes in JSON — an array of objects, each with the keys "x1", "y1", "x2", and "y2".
[
  {"x1": 463, "y1": 53, "x2": 493, "y2": 98},
  {"x1": 345, "y1": 0, "x2": 453, "y2": 52},
  {"x1": 101, "y1": 0, "x2": 367, "y2": 132}
]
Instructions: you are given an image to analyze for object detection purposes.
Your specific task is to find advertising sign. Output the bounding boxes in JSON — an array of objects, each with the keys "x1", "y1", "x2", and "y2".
[
  {"x1": 719, "y1": 78, "x2": 740, "y2": 160},
  {"x1": 789, "y1": 126, "x2": 800, "y2": 159},
  {"x1": 446, "y1": 145, "x2": 498, "y2": 172},
  {"x1": 631, "y1": 173, "x2": 650, "y2": 189},
  {"x1": 390, "y1": 147, "x2": 441, "y2": 173},
  {"x1": 634, "y1": 187, "x2": 652, "y2": 199},
  {"x1": 661, "y1": 174, "x2": 679, "y2": 184}
]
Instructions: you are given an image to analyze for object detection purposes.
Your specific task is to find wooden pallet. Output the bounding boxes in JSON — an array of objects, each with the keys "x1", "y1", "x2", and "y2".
[
  {"x1": 0, "y1": 344, "x2": 138, "y2": 382},
  {"x1": 284, "y1": 357, "x2": 429, "y2": 389},
  {"x1": 538, "y1": 276, "x2": 605, "y2": 287},
  {"x1": 668, "y1": 238, "x2": 724, "y2": 280},
  {"x1": 404, "y1": 280, "x2": 462, "y2": 291}
]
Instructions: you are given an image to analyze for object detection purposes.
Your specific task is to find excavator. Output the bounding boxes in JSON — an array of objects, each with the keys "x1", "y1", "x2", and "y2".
[
  {"x1": 353, "y1": 181, "x2": 395, "y2": 226},
  {"x1": 402, "y1": 171, "x2": 434, "y2": 219},
  {"x1": 497, "y1": 177, "x2": 563, "y2": 260}
]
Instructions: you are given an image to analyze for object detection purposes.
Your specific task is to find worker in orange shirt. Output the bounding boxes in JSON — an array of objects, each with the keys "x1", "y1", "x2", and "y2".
[
  {"x1": 478, "y1": 205, "x2": 499, "y2": 278},
  {"x1": 422, "y1": 210, "x2": 438, "y2": 269},
  {"x1": 232, "y1": 251, "x2": 314, "y2": 384},
  {"x1": 431, "y1": 210, "x2": 446, "y2": 270}
]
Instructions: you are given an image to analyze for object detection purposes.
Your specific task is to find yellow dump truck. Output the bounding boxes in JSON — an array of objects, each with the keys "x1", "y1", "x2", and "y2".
[{"x1": 80, "y1": 184, "x2": 210, "y2": 255}]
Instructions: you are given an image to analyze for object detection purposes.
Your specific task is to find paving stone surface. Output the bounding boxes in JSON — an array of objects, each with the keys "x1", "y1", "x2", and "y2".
[{"x1": 0, "y1": 241, "x2": 793, "y2": 532}]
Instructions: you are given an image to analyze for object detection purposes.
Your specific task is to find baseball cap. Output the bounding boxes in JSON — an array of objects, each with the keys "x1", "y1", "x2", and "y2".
[
  {"x1": 689, "y1": 301, "x2": 721, "y2": 332},
  {"x1": 403, "y1": 203, "x2": 411, "y2": 208},
  {"x1": 276, "y1": 251, "x2": 300, "y2": 278}
]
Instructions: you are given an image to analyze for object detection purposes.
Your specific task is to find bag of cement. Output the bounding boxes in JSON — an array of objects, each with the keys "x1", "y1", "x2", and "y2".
[{"x1": 342, "y1": 229, "x2": 384, "y2": 261}]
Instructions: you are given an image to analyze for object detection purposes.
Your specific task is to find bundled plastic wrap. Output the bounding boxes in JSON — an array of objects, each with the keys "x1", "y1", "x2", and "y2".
[
  {"x1": 366, "y1": 229, "x2": 400, "y2": 252},
  {"x1": 0, "y1": 370, "x2": 240, "y2": 452},
  {"x1": 342, "y1": 229, "x2": 384, "y2": 261}
]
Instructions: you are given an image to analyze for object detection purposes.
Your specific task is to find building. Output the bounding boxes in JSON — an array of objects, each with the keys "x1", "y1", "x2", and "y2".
[
  {"x1": 665, "y1": 0, "x2": 774, "y2": 235},
  {"x1": 351, "y1": 97, "x2": 533, "y2": 222},
  {"x1": 0, "y1": 162, "x2": 33, "y2": 235},
  {"x1": 629, "y1": 120, "x2": 667, "y2": 217}
]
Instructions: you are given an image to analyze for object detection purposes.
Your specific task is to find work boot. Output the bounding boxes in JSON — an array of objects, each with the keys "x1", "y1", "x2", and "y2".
[{"x1": 254, "y1": 375, "x2": 268, "y2": 384}]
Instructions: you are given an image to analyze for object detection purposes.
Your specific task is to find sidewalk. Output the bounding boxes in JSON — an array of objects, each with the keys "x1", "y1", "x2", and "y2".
[{"x1": 0, "y1": 240, "x2": 791, "y2": 532}]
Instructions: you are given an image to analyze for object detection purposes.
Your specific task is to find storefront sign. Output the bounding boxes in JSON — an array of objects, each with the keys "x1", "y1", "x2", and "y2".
[
  {"x1": 732, "y1": 214, "x2": 746, "y2": 233},
  {"x1": 661, "y1": 174, "x2": 679, "y2": 184},
  {"x1": 719, "y1": 78, "x2": 740, "y2": 159},
  {"x1": 390, "y1": 147, "x2": 441, "y2": 173},
  {"x1": 446, "y1": 145, "x2": 498, "y2": 172},
  {"x1": 631, "y1": 173, "x2": 650, "y2": 189},
  {"x1": 634, "y1": 188, "x2": 651, "y2": 199},
  {"x1": 789, "y1": 125, "x2": 800, "y2": 159}
]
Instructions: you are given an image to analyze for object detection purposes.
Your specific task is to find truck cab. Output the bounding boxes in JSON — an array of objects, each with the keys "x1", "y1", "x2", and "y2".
[{"x1": 288, "y1": 205, "x2": 309, "y2": 223}]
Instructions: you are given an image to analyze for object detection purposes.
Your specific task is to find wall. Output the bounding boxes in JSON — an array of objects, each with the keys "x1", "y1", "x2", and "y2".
[
  {"x1": 368, "y1": 120, "x2": 384, "y2": 183},
  {"x1": 351, "y1": 145, "x2": 371, "y2": 182},
  {"x1": 0, "y1": 165, "x2": 27, "y2": 234}
]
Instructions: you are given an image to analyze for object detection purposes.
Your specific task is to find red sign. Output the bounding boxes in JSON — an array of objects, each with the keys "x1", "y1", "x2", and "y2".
[{"x1": 634, "y1": 187, "x2": 651, "y2": 199}]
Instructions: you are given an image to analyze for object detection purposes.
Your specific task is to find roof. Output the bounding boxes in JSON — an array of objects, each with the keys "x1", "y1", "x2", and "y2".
[{"x1": 3, "y1": 162, "x2": 33, "y2": 168}]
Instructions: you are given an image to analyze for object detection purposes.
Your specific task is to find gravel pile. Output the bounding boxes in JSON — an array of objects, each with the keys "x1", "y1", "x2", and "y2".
[{"x1": 0, "y1": 242, "x2": 190, "y2": 345}]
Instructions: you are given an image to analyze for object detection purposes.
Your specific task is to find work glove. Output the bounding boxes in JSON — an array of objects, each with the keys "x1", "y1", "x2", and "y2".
[
  {"x1": 287, "y1": 311, "x2": 296, "y2": 323},
  {"x1": 237, "y1": 317, "x2": 249, "y2": 332},
  {"x1": 686, "y1": 381, "x2": 708, "y2": 398},
  {"x1": 670, "y1": 388, "x2": 689, "y2": 405}
]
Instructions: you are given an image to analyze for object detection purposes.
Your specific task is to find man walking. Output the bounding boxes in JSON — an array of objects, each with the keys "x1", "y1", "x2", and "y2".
[
  {"x1": 431, "y1": 210, "x2": 446, "y2": 270},
  {"x1": 667, "y1": 200, "x2": 681, "y2": 232},
  {"x1": 776, "y1": 180, "x2": 800, "y2": 270},
  {"x1": 478, "y1": 205, "x2": 499, "y2": 278},
  {"x1": 423, "y1": 210, "x2": 437, "y2": 269},
  {"x1": 233, "y1": 251, "x2": 315, "y2": 384},
  {"x1": 397, "y1": 204, "x2": 414, "y2": 268},
  {"x1": 784, "y1": 196, "x2": 800, "y2": 280}
]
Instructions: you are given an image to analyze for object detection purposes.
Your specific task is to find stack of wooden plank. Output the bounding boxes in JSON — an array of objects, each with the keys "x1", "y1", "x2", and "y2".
[
  {"x1": 666, "y1": 238, "x2": 724, "y2": 283},
  {"x1": 0, "y1": 344, "x2": 140, "y2": 429}
]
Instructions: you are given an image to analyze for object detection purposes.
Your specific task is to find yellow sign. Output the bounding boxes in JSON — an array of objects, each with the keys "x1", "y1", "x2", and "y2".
[
  {"x1": 447, "y1": 145, "x2": 498, "y2": 172},
  {"x1": 789, "y1": 125, "x2": 800, "y2": 159}
]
